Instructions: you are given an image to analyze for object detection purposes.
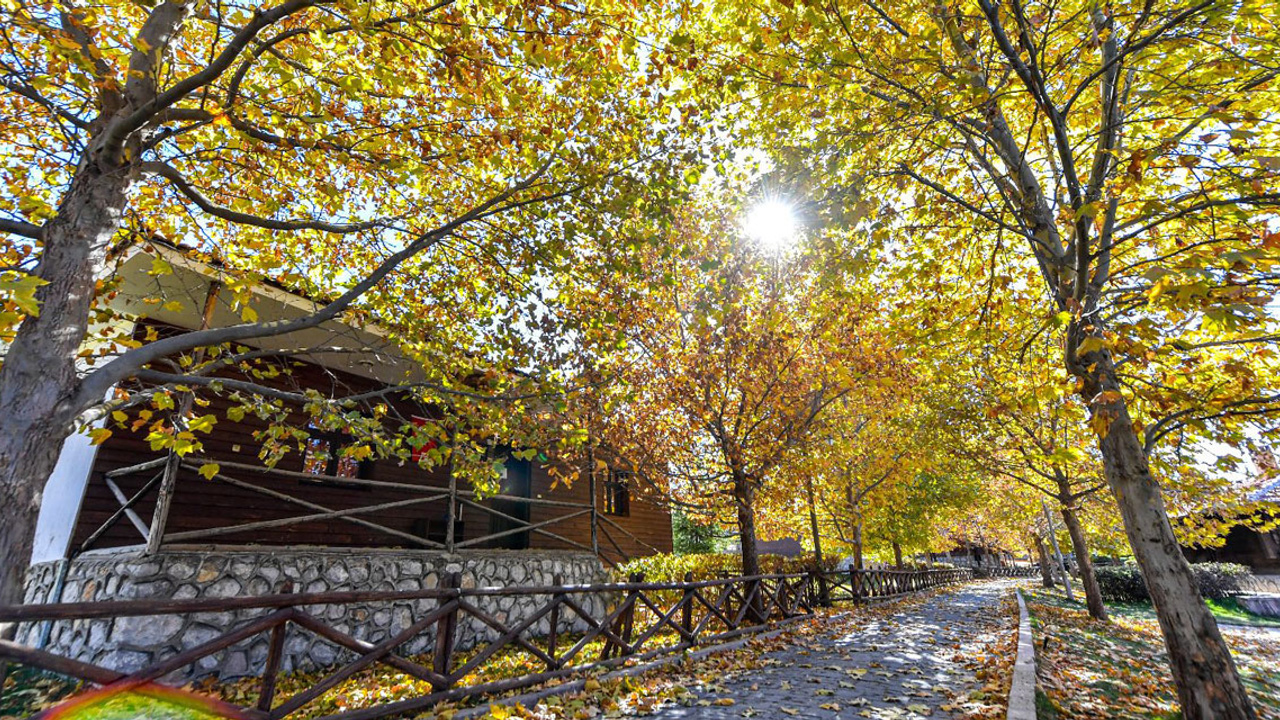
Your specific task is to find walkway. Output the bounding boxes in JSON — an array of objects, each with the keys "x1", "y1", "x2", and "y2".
[{"x1": 646, "y1": 581, "x2": 1016, "y2": 720}]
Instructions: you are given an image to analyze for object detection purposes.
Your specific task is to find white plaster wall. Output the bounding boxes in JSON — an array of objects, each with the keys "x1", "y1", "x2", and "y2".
[
  {"x1": 30, "y1": 430, "x2": 99, "y2": 565},
  {"x1": 29, "y1": 316, "x2": 133, "y2": 566}
]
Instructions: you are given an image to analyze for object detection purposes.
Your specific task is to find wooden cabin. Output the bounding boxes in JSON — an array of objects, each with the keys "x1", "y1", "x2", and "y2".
[
  {"x1": 1181, "y1": 478, "x2": 1280, "y2": 573},
  {"x1": 31, "y1": 242, "x2": 672, "y2": 573}
]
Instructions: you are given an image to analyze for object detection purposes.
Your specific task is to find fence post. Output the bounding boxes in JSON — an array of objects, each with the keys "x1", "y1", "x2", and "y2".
[
  {"x1": 680, "y1": 571, "x2": 695, "y2": 644},
  {"x1": 433, "y1": 572, "x2": 461, "y2": 680},
  {"x1": 850, "y1": 568, "x2": 862, "y2": 603},
  {"x1": 621, "y1": 572, "x2": 641, "y2": 655},
  {"x1": 256, "y1": 581, "x2": 292, "y2": 713},
  {"x1": 445, "y1": 427, "x2": 458, "y2": 554},
  {"x1": 547, "y1": 573, "x2": 562, "y2": 665},
  {"x1": 588, "y1": 449, "x2": 600, "y2": 558}
]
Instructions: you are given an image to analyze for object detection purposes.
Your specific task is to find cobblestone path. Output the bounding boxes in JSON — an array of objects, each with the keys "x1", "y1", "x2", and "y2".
[{"x1": 646, "y1": 581, "x2": 1016, "y2": 720}]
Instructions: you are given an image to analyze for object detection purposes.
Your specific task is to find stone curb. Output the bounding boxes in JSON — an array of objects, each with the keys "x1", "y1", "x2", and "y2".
[{"x1": 1007, "y1": 588, "x2": 1037, "y2": 720}]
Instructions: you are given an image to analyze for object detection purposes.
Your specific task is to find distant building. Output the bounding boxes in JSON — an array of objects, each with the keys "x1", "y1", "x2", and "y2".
[
  {"x1": 756, "y1": 537, "x2": 804, "y2": 557},
  {"x1": 1182, "y1": 478, "x2": 1280, "y2": 573}
]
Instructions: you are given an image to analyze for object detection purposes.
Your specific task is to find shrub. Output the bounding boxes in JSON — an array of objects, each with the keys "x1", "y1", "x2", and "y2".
[
  {"x1": 611, "y1": 552, "x2": 839, "y2": 582},
  {"x1": 1094, "y1": 562, "x2": 1252, "y2": 604},
  {"x1": 1094, "y1": 565, "x2": 1150, "y2": 604},
  {"x1": 1191, "y1": 562, "x2": 1252, "y2": 601}
]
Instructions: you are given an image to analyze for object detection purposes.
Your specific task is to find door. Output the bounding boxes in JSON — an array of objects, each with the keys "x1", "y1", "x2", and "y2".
[{"x1": 488, "y1": 457, "x2": 531, "y2": 549}]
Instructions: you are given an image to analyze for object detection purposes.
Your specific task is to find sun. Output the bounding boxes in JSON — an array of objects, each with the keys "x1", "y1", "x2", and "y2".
[{"x1": 744, "y1": 199, "x2": 798, "y2": 252}]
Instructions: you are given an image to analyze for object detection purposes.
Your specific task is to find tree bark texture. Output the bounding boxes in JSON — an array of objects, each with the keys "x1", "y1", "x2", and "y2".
[
  {"x1": 1060, "y1": 504, "x2": 1109, "y2": 621},
  {"x1": 0, "y1": 164, "x2": 131, "y2": 611},
  {"x1": 1035, "y1": 535, "x2": 1055, "y2": 588},
  {"x1": 1086, "y1": 357, "x2": 1255, "y2": 719},
  {"x1": 734, "y1": 472, "x2": 760, "y2": 578},
  {"x1": 853, "y1": 521, "x2": 864, "y2": 570}
]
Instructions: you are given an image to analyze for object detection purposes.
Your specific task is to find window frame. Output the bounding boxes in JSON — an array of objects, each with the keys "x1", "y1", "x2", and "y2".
[
  {"x1": 300, "y1": 425, "x2": 373, "y2": 489},
  {"x1": 603, "y1": 469, "x2": 632, "y2": 517}
]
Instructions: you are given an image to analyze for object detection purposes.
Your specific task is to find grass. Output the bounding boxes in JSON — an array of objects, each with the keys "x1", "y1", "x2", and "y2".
[
  {"x1": 1107, "y1": 597, "x2": 1280, "y2": 629},
  {"x1": 1023, "y1": 585, "x2": 1280, "y2": 719}
]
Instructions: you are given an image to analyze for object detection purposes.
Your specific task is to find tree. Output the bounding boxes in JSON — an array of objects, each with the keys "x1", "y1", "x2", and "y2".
[
  {"x1": 582, "y1": 196, "x2": 890, "y2": 579},
  {"x1": 943, "y1": 337, "x2": 1114, "y2": 619},
  {"x1": 672, "y1": 509, "x2": 721, "y2": 555},
  {"x1": 762, "y1": 392, "x2": 912, "y2": 569},
  {"x1": 0, "y1": 0, "x2": 683, "y2": 609},
  {"x1": 704, "y1": 0, "x2": 1280, "y2": 713}
]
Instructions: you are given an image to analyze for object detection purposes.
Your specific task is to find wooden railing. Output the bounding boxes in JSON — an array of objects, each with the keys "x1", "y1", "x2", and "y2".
[
  {"x1": 974, "y1": 566, "x2": 1039, "y2": 579},
  {"x1": 0, "y1": 568, "x2": 972, "y2": 720},
  {"x1": 812, "y1": 568, "x2": 975, "y2": 605},
  {"x1": 80, "y1": 455, "x2": 659, "y2": 565}
]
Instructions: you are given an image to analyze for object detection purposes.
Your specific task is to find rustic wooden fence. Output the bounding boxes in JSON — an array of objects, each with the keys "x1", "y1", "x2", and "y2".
[
  {"x1": 82, "y1": 455, "x2": 658, "y2": 564},
  {"x1": 0, "y1": 568, "x2": 972, "y2": 720},
  {"x1": 975, "y1": 566, "x2": 1039, "y2": 579}
]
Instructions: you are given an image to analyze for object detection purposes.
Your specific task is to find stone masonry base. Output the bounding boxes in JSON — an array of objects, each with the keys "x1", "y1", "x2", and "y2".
[{"x1": 21, "y1": 546, "x2": 608, "y2": 681}]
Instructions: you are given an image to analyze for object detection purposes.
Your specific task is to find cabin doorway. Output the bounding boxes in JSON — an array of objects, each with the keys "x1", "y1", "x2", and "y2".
[{"x1": 489, "y1": 457, "x2": 532, "y2": 549}]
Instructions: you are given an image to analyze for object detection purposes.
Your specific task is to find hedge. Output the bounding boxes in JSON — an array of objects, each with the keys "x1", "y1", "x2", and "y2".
[
  {"x1": 1094, "y1": 562, "x2": 1253, "y2": 604},
  {"x1": 610, "y1": 552, "x2": 841, "y2": 583}
]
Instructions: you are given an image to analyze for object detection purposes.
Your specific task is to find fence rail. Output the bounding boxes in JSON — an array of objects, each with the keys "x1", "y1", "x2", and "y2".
[
  {"x1": 0, "y1": 568, "x2": 974, "y2": 720},
  {"x1": 975, "y1": 566, "x2": 1039, "y2": 579},
  {"x1": 82, "y1": 455, "x2": 659, "y2": 566}
]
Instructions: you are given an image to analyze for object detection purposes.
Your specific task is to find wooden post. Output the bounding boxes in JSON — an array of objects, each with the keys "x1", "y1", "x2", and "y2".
[
  {"x1": 546, "y1": 574, "x2": 562, "y2": 666},
  {"x1": 587, "y1": 446, "x2": 599, "y2": 558},
  {"x1": 256, "y1": 581, "x2": 293, "y2": 712},
  {"x1": 851, "y1": 568, "x2": 863, "y2": 603},
  {"x1": 433, "y1": 572, "x2": 460, "y2": 680},
  {"x1": 680, "y1": 571, "x2": 694, "y2": 642},
  {"x1": 445, "y1": 426, "x2": 458, "y2": 555},
  {"x1": 620, "y1": 572, "x2": 641, "y2": 656},
  {"x1": 146, "y1": 280, "x2": 222, "y2": 555}
]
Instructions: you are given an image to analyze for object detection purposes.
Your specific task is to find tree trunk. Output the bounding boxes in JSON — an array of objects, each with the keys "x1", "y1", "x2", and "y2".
[
  {"x1": 1035, "y1": 535, "x2": 1055, "y2": 588},
  {"x1": 733, "y1": 472, "x2": 760, "y2": 578},
  {"x1": 1060, "y1": 505, "x2": 1108, "y2": 621},
  {"x1": 1085, "y1": 357, "x2": 1256, "y2": 719},
  {"x1": 804, "y1": 476, "x2": 823, "y2": 569},
  {"x1": 733, "y1": 472, "x2": 764, "y2": 622},
  {"x1": 852, "y1": 521, "x2": 864, "y2": 570},
  {"x1": 892, "y1": 541, "x2": 904, "y2": 570},
  {"x1": 0, "y1": 163, "x2": 130, "y2": 614}
]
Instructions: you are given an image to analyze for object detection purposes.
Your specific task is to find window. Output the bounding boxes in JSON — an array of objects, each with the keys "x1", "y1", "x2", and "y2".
[
  {"x1": 301, "y1": 425, "x2": 370, "y2": 486},
  {"x1": 603, "y1": 470, "x2": 631, "y2": 517}
]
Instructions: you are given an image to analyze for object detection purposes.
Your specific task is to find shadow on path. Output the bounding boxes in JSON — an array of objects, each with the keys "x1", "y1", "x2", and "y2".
[{"x1": 645, "y1": 581, "x2": 1017, "y2": 720}]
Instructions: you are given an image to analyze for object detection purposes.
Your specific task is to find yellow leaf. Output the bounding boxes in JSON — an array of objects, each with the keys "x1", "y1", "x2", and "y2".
[{"x1": 198, "y1": 463, "x2": 220, "y2": 480}]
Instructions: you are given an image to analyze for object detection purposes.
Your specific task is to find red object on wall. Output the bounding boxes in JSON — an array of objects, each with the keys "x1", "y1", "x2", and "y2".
[{"x1": 410, "y1": 416, "x2": 438, "y2": 464}]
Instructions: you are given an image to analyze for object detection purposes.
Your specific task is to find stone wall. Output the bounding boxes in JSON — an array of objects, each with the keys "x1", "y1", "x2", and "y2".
[{"x1": 21, "y1": 547, "x2": 609, "y2": 680}]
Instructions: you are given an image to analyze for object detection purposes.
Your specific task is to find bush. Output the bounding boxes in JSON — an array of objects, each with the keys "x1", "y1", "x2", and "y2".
[
  {"x1": 1094, "y1": 565, "x2": 1151, "y2": 604},
  {"x1": 1192, "y1": 562, "x2": 1253, "y2": 601},
  {"x1": 612, "y1": 552, "x2": 839, "y2": 582},
  {"x1": 1094, "y1": 562, "x2": 1252, "y2": 604}
]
